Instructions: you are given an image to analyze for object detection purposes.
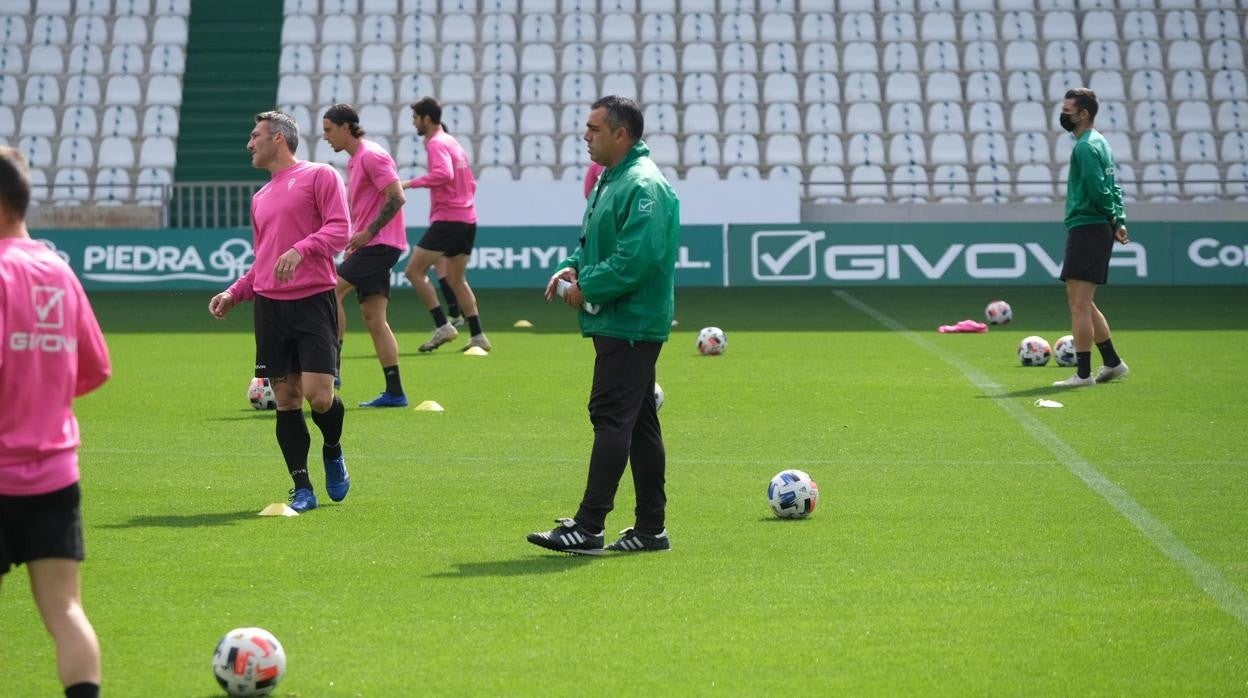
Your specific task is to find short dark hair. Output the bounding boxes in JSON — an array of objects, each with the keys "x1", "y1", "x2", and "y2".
[
  {"x1": 410, "y1": 97, "x2": 442, "y2": 125},
  {"x1": 255, "y1": 110, "x2": 300, "y2": 154},
  {"x1": 591, "y1": 95, "x2": 644, "y2": 140},
  {"x1": 323, "y1": 103, "x2": 364, "y2": 138},
  {"x1": 0, "y1": 146, "x2": 32, "y2": 221},
  {"x1": 1065, "y1": 88, "x2": 1099, "y2": 121}
]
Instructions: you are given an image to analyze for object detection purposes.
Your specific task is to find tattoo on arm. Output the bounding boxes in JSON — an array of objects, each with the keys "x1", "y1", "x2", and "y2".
[{"x1": 366, "y1": 196, "x2": 404, "y2": 238}]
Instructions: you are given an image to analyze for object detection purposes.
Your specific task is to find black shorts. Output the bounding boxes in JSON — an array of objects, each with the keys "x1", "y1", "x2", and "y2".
[
  {"x1": 0, "y1": 482, "x2": 84, "y2": 575},
  {"x1": 1060, "y1": 223, "x2": 1115, "y2": 285},
  {"x1": 254, "y1": 290, "x2": 339, "y2": 378},
  {"x1": 339, "y1": 244, "x2": 402, "y2": 301},
  {"x1": 417, "y1": 221, "x2": 476, "y2": 257}
]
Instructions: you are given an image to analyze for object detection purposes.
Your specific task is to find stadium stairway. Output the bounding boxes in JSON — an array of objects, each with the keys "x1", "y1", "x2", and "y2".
[{"x1": 174, "y1": 0, "x2": 282, "y2": 184}]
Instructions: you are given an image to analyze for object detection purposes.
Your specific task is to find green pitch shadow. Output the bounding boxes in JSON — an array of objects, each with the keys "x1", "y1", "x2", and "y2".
[
  {"x1": 98, "y1": 510, "x2": 257, "y2": 528},
  {"x1": 426, "y1": 556, "x2": 596, "y2": 579}
]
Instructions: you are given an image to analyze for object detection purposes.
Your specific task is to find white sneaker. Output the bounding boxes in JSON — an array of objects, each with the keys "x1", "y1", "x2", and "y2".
[
  {"x1": 448, "y1": 314, "x2": 467, "y2": 329},
  {"x1": 418, "y1": 323, "x2": 459, "y2": 352},
  {"x1": 1053, "y1": 374, "x2": 1095, "y2": 388},
  {"x1": 1094, "y1": 361, "x2": 1129, "y2": 384}
]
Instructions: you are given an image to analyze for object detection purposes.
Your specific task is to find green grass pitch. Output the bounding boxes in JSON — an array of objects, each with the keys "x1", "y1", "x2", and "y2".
[{"x1": 2, "y1": 286, "x2": 1246, "y2": 695}]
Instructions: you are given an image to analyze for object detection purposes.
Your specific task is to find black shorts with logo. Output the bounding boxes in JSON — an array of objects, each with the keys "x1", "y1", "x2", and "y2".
[
  {"x1": 253, "y1": 290, "x2": 339, "y2": 378},
  {"x1": 339, "y1": 244, "x2": 402, "y2": 301},
  {"x1": 0, "y1": 482, "x2": 85, "y2": 575},
  {"x1": 1060, "y1": 223, "x2": 1115, "y2": 285},
  {"x1": 417, "y1": 221, "x2": 477, "y2": 257}
]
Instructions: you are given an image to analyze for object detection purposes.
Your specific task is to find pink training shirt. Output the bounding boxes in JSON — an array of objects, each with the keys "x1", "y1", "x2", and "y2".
[
  {"x1": 583, "y1": 162, "x2": 605, "y2": 199},
  {"x1": 0, "y1": 237, "x2": 111, "y2": 496},
  {"x1": 408, "y1": 130, "x2": 477, "y2": 224},
  {"x1": 348, "y1": 139, "x2": 407, "y2": 251},
  {"x1": 228, "y1": 160, "x2": 350, "y2": 302}
]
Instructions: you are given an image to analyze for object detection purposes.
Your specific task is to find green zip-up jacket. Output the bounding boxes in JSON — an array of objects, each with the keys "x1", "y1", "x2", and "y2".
[
  {"x1": 1065, "y1": 129, "x2": 1127, "y2": 230},
  {"x1": 557, "y1": 140, "x2": 680, "y2": 343}
]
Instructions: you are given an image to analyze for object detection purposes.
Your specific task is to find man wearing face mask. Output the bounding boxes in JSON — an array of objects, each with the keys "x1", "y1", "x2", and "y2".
[{"x1": 1052, "y1": 88, "x2": 1130, "y2": 388}]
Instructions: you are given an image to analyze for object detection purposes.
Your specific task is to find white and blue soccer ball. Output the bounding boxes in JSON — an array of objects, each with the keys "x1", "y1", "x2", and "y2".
[
  {"x1": 654, "y1": 382, "x2": 664, "y2": 412},
  {"x1": 768, "y1": 469, "x2": 820, "y2": 519},
  {"x1": 248, "y1": 378, "x2": 276, "y2": 410},
  {"x1": 985, "y1": 300, "x2": 1013, "y2": 325},
  {"x1": 1018, "y1": 336, "x2": 1052, "y2": 366},
  {"x1": 697, "y1": 326, "x2": 727, "y2": 355},
  {"x1": 212, "y1": 627, "x2": 286, "y2": 697},
  {"x1": 1052, "y1": 334, "x2": 1077, "y2": 367}
]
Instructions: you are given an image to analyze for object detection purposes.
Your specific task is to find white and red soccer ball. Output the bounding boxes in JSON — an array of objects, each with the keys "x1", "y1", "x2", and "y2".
[
  {"x1": 1018, "y1": 336, "x2": 1052, "y2": 366},
  {"x1": 247, "y1": 378, "x2": 276, "y2": 410},
  {"x1": 212, "y1": 627, "x2": 286, "y2": 697},
  {"x1": 1052, "y1": 334, "x2": 1077, "y2": 367},
  {"x1": 697, "y1": 326, "x2": 727, "y2": 355},
  {"x1": 985, "y1": 300, "x2": 1013, "y2": 325}
]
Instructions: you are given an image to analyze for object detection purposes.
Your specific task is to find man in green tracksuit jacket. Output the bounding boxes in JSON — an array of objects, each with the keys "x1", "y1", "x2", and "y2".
[
  {"x1": 1053, "y1": 87, "x2": 1131, "y2": 388},
  {"x1": 528, "y1": 95, "x2": 680, "y2": 556}
]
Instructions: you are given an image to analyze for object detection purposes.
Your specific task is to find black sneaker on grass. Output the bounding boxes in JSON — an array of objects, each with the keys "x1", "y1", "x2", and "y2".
[
  {"x1": 526, "y1": 518, "x2": 604, "y2": 556},
  {"x1": 606, "y1": 527, "x2": 671, "y2": 553}
]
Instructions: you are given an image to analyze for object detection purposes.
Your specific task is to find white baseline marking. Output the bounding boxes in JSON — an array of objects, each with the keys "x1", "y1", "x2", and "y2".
[{"x1": 835, "y1": 289, "x2": 1248, "y2": 628}]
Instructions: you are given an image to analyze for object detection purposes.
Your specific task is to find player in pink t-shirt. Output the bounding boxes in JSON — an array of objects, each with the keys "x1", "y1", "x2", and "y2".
[
  {"x1": 322, "y1": 104, "x2": 409, "y2": 408},
  {"x1": 208, "y1": 112, "x2": 351, "y2": 514},
  {"x1": 0, "y1": 147, "x2": 109, "y2": 698},
  {"x1": 401, "y1": 97, "x2": 492, "y2": 354}
]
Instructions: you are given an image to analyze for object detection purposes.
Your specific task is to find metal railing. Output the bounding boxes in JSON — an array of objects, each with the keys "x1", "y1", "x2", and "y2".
[{"x1": 169, "y1": 182, "x2": 263, "y2": 228}]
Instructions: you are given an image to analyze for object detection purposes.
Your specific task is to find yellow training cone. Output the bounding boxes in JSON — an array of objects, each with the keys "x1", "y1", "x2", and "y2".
[
  {"x1": 463, "y1": 346, "x2": 489, "y2": 356},
  {"x1": 415, "y1": 400, "x2": 444, "y2": 412},
  {"x1": 513, "y1": 319, "x2": 533, "y2": 328},
  {"x1": 258, "y1": 503, "x2": 299, "y2": 517}
]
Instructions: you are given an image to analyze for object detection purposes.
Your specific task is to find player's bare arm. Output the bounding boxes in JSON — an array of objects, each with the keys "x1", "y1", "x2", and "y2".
[{"x1": 347, "y1": 182, "x2": 405, "y2": 254}]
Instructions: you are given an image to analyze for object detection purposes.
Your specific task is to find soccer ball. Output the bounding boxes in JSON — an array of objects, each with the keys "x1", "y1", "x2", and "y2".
[
  {"x1": 211, "y1": 627, "x2": 286, "y2": 697},
  {"x1": 248, "y1": 378, "x2": 276, "y2": 410},
  {"x1": 653, "y1": 382, "x2": 664, "y2": 412},
  {"x1": 696, "y1": 326, "x2": 727, "y2": 355},
  {"x1": 1018, "y1": 335, "x2": 1052, "y2": 366},
  {"x1": 767, "y1": 469, "x2": 819, "y2": 519},
  {"x1": 1053, "y1": 334, "x2": 1077, "y2": 367},
  {"x1": 985, "y1": 300, "x2": 1013, "y2": 325}
]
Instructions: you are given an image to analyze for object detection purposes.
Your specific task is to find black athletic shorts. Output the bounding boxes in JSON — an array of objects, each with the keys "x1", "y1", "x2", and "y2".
[
  {"x1": 0, "y1": 482, "x2": 84, "y2": 575},
  {"x1": 339, "y1": 244, "x2": 402, "y2": 301},
  {"x1": 417, "y1": 221, "x2": 477, "y2": 257},
  {"x1": 1060, "y1": 223, "x2": 1115, "y2": 285},
  {"x1": 253, "y1": 290, "x2": 339, "y2": 378}
]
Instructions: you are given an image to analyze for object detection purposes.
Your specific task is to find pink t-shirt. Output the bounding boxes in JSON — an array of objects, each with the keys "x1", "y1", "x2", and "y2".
[
  {"x1": 0, "y1": 237, "x2": 111, "y2": 496},
  {"x1": 228, "y1": 160, "x2": 350, "y2": 302},
  {"x1": 408, "y1": 130, "x2": 477, "y2": 224},
  {"x1": 583, "y1": 162, "x2": 605, "y2": 199},
  {"x1": 348, "y1": 139, "x2": 407, "y2": 251}
]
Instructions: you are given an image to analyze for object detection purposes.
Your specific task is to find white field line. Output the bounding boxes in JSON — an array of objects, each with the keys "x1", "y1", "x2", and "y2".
[{"x1": 835, "y1": 289, "x2": 1248, "y2": 628}]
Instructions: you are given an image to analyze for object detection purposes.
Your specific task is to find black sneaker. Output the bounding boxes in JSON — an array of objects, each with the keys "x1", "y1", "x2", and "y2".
[
  {"x1": 526, "y1": 518, "x2": 604, "y2": 556},
  {"x1": 606, "y1": 527, "x2": 671, "y2": 553}
]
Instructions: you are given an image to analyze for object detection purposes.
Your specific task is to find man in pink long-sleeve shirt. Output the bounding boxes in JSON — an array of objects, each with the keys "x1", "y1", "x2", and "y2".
[
  {"x1": 401, "y1": 96, "x2": 492, "y2": 353},
  {"x1": 208, "y1": 111, "x2": 351, "y2": 514},
  {"x1": 322, "y1": 103, "x2": 409, "y2": 408},
  {"x1": 0, "y1": 147, "x2": 109, "y2": 698}
]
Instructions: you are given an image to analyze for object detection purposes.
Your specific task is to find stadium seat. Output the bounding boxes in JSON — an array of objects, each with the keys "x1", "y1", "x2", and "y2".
[
  {"x1": 642, "y1": 43, "x2": 678, "y2": 73},
  {"x1": 683, "y1": 73, "x2": 718, "y2": 103},
  {"x1": 520, "y1": 44, "x2": 556, "y2": 73},
  {"x1": 973, "y1": 164, "x2": 1011, "y2": 201},
  {"x1": 764, "y1": 134, "x2": 802, "y2": 166},
  {"x1": 1085, "y1": 40, "x2": 1122, "y2": 70},
  {"x1": 850, "y1": 165, "x2": 888, "y2": 202},
  {"x1": 1175, "y1": 101, "x2": 1214, "y2": 131},
  {"x1": 399, "y1": 44, "x2": 433, "y2": 74},
  {"x1": 1126, "y1": 40, "x2": 1164, "y2": 70},
  {"x1": 803, "y1": 42, "x2": 837, "y2": 72},
  {"x1": 842, "y1": 12, "x2": 876, "y2": 41},
  {"x1": 1089, "y1": 71, "x2": 1126, "y2": 101},
  {"x1": 358, "y1": 104, "x2": 392, "y2": 136},
  {"x1": 640, "y1": 13, "x2": 675, "y2": 42},
  {"x1": 521, "y1": 13, "x2": 556, "y2": 41},
  {"x1": 559, "y1": 42, "x2": 595, "y2": 72},
  {"x1": 1163, "y1": 9, "x2": 1200, "y2": 40},
  {"x1": 279, "y1": 44, "x2": 312, "y2": 74},
  {"x1": 1221, "y1": 131, "x2": 1248, "y2": 162},
  {"x1": 889, "y1": 133, "x2": 927, "y2": 165},
  {"x1": 892, "y1": 164, "x2": 930, "y2": 202},
  {"x1": 962, "y1": 11, "x2": 997, "y2": 40},
  {"x1": 135, "y1": 167, "x2": 171, "y2": 205},
  {"x1": 1004, "y1": 41, "x2": 1040, "y2": 71},
  {"x1": 1012, "y1": 132, "x2": 1051, "y2": 164},
  {"x1": 680, "y1": 12, "x2": 715, "y2": 42},
  {"x1": 147, "y1": 76, "x2": 181, "y2": 106},
  {"x1": 319, "y1": 43, "x2": 355, "y2": 73},
  {"x1": 1208, "y1": 40, "x2": 1245, "y2": 71},
  {"x1": 644, "y1": 134, "x2": 678, "y2": 166},
  {"x1": 971, "y1": 132, "x2": 1009, "y2": 165},
  {"x1": 723, "y1": 103, "x2": 760, "y2": 133},
  {"x1": 518, "y1": 104, "x2": 555, "y2": 135},
  {"x1": 881, "y1": 12, "x2": 918, "y2": 42},
  {"x1": 843, "y1": 42, "x2": 879, "y2": 72},
  {"x1": 722, "y1": 73, "x2": 758, "y2": 103},
  {"x1": 926, "y1": 72, "x2": 962, "y2": 102},
  {"x1": 481, "y1": 73, "x2": 516, "y2": 103},
  {"x1": 519, "y1": 135, "x2": 555, "y2": 166},
  {"x1": 1217, "y1": 101, "x2": 1248, "y2": 130},
  {"x1": 24, "y1": 76, "x2": 59, "y2": 106},
  {"x1": 1001, "y1": 10, "x2": 1038, "y2": 40},
  {"x1": 804, "y1": 103, "x2": 843, "y2": 134},
  {"x1": 761, "y1": 13, "x2": 797, "y2": 42},
  {"x1": 801, "y1": 12, "x2": 836, "y2": 41},
  {"x1": 27, "y1": 45, "x2": 63, "y2": 74},
  {"x1": 967, "y1": 101, "x2": 1006, "y2": 132},
  {"x1": 480, "y1": 103, "x2": 516, "y2": 135},
  {"x1": 931, "y1": 133, "x2": 968, "y2": 164},
  {"x1": 929, "y1": 102, "x2": 966, "y2": 132},
  {"x1": 1212, "y1": 70, "x2": 1248, "y2": 100},
  {"x1": 887, "y1": 102, "x2": 923, "y2": 133},
  {"x1": 721, "y1": 12, "x2": 757, "y2": 42},
  {"x1": 1226, "y1": 163, "x2": 1248, "y2": 199},
  {"x1": 101, "y1": 105, "x2": 138, "y2": 137},
  {"x1": 51, "y1": 168, "x2": 89, "y2": 205},
  {"x1": 924, "y1": 40, "x2": 960, "y2": 71},
  {"x1": 317, "y1": 75, "x2": 352, "y2": 105},
  {"x1": 725, "y1": 165, "x2": 760, "y2": 180},
  {"x1": 1138, "y1": 131, "x2": 1176, "y2": 162},
  {"x1": 139, "y1": 136, "x2": 175, "y2": 168},
  {"x1": 643, "y1": 102, "x2": 678, "y2": 134},
  {"x1": 561, "y1": 12, "x2": 596, "y2": 42},
  {"x1": 1141, "y1": 163, "x2": 1180, "y2": 201},
  {"x1": 807, "y1": 134, "x2": 844, "y2": 165},
  {"x1": 98, "y1": 136, "x2": 135, "y2": 168},
  {"x1": 847, "y1": 133, "x2": 885, "y2": 166},
  {"x1": 1172, "y1": 69, "x2": 1209, "y2": 100},
  {"x1": 439, "y1": 74, "x2": 475, "y2": 104},
  {"x1": 0, "y1": 16, "x2": 27, "y2": 47},
  {"x1": 482, "y1": 13, "x2": 517, "y2": 42},
  {"x1": 20, "y1": 105, "x2": 55, "y2": 137},
  {"x1": 844, "y1": 72, "x2": 881, "y2": 102},
  {"x1": 400, "y1": 15, "x2": 435, "y2": 43},
  {"x1": 761, "y1": 42, "x2": 798, "y2": 73},
  {"x1": 558, "y1": 134, "x2": 587, "y2": 167},
  {"x1": 153, "y1": 15, "x2": 187, "y2": 44},
  {"x1": 1044, "y1": 40, "x2": 1081, "y2": 71},
  {"x1": 1180, "y1": 131, "x2": 1218, "y2": 162},
  {"x1": 845, "y1": 103, "x2": 883, "y2": 134},
  {"x1": 883, "y1": 41, "x2": 920, "y2": 71},
  {"x1": 558, "y1": 73, "x2": 593, "y2": 103},
  {"x1": 600, "y1": 43, "x2": 634, "y2": 72},
  {"x1": 1007, "y1": 71, "x2": 1044, "y2": 102},
  {"x1": 765, "y1": 103, "x2": 802, "y2": 134},
  {"x1": 31, "y1": 15, "x2": 69, "y2": 44},
  {"x1": 1183, "y1": 163, "x2": 1221, "y2": 200},
  {"x1": 685, "y1": 134, "x2": 721, "y2": 167},
  {"x1": 19, "y1": 135, "x2": 53, "y2": 167},
  {"x1": 1009, "y1": 102, "x2": 1047, "y2": 132},
  {"x1": 1016, "y1": 164, "x2": 1055, "y2": 201},
  {"x1": 360, "y1": 44, "x2": 395, "y2": 73},
  {"x1": 964, "y1": 40, "x2": 1000, "y2": 71},
  {"x1": 0, "y1": 106, "x2": 16, "y2": 138},
  {"x1": 1081, "y1": 10, "x2": 1118, "y2": 40},
  {"x1": 440, "y1": 14, "x2": 474, "y2": 43},
  {"x1": 807, "y1": 164, "x2": 846, "y2": 202}
]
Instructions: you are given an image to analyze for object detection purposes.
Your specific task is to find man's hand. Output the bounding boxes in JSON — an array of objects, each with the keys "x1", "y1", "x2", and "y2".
[
  {"x1": 1115, "y1": 225, "x2": 1129, "y2": 244},
  {"x1": 345, "y1": 230, "x2": 373, "y2": 255},
  {"x1": 208, "y1": 291, "x2": 236, "y2": 319},
  {"x1": 274, "y1": 248, "x2": 303, "y2": 282},
  {"x1": 545, "y1": 267, "x2": 578, "y2": 302},
  {"x1": 563, "y1": 281, "x2": 584, "y2": 310}
]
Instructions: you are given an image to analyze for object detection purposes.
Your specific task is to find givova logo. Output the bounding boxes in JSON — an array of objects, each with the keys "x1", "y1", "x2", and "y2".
[
  {"x1": 10, "y1": 285, "x2": 76, "y2": 353},
  {"x1": 750, "y1": 231, "x2": 1149, "y2": 282}
]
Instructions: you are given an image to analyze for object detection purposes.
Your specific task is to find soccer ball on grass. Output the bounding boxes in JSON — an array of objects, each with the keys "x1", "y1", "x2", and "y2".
[
  {"x1": 1052, "y1": 335, "x2": 1077, "y2": 367},
  {"x1": 696, "y1": 326, "x2": 727, "y2": 355},
  {"x1": 654, "y1": 382, "x2": 664, "y2": 411},
  {"x1": 985, "y1": 300, "x2": 1013, "y2": 325},
  {"x1": 211, "y1": 627, "x2": 286, "y2": 697},
  {"x1": 248, "y1": 378, "x2": 276, "y2": 410},
  {"x1": 1018, "y1": 336, "x2": 1052, "y2": 366},
  {"x1": 768, "y1": 469, "x2": 819, "y2": 519}
]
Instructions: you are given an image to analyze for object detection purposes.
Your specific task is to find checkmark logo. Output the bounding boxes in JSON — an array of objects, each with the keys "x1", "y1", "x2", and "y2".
[
  {"x1": 752, "y1": 230, "x2": 826, "y2": 281},
  {"x1": 637, "y1": 198, "x2": 654, "y2": 213},
  {"x1": 32, "y1": 286, "x2": 66, "y2": 328}
]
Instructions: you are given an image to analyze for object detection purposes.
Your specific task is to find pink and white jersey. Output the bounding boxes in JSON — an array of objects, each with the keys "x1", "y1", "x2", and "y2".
[
  {"x1": 408, "y1": 130, "x2": 477, "y2": 224},
  {"x1": 348, "y1": 139, "x2": 407, "y2": 251},
  {"x1": 228, "y1": 160, "x2": 350, "y2": 302},
  {"x1": 583, "y1": 162, "x2": 605, "y2": 199},
  {"x1": 0, "y1": 237, "x2": 111, "y2": 496}
]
